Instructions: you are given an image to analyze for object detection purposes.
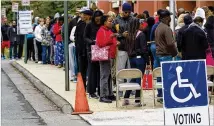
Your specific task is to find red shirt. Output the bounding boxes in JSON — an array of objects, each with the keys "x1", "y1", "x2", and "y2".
[
  {"x1": 96, "y1": 26, "x2": 117, "y2": 59},
  {"x1": 53, "y1": 23, "x2": 62, "y2": 42}
]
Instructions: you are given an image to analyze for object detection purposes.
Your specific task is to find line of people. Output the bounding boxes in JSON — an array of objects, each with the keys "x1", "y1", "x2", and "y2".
[{"x1": 3, "y1": 3, "x2": 213, "y2": 105}]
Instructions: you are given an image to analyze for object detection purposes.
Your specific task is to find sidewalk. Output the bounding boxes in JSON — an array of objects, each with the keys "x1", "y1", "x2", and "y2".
[{"x1": 13, "y1": 60, "x2": 214, "y2": 125}]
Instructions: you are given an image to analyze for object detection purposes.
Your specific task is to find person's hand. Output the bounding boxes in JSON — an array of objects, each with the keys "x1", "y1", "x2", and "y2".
[
  {"x1": 178, "y1": 52, "x2": 182, "y2": 58},
  {"x1": 116, "y1": 41, "x2": 120, "y2": 46},
  {"x1": 111, "y1": 33, "x2": 119, "y2": 38},
  {"x1": 122, "y1": 31, "x2": 129, "y2": 38}
]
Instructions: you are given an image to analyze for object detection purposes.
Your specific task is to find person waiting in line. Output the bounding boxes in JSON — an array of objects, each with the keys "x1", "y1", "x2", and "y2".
[
  {"x1": 75, "y1": 7, "x2": 93, "y2": 89},
  {"x1": 84, "y1": 10, "x2": 103, "y2": 98},
  {"x1": 181, "y1": 8, "x2": 208, "y2": 60},
  {"x1": 7, "y1": 20, "x2": 20, "y2": 60},
  {"x1": 155, "y1": 10, "x2": 178, "y2": 103},
  {"x1": 34, "y1": 18, "x2": 45, "y2": 64},
  {"x1": 96, "y1": 15, "x2": 118, "y2": 103},
  {"x1": 123, "y1": 19, "x2": 148, "y2": 107}
]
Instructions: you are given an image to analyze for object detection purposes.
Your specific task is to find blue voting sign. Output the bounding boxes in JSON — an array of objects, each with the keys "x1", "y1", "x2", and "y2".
[{"x1": 161, "y1": 60, "x2": 208, "y2": 109}]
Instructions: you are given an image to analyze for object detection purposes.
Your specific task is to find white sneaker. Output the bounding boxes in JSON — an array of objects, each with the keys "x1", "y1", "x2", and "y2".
[{"x1": 38, "y1": 61, "x2": 42, "y2": 64}]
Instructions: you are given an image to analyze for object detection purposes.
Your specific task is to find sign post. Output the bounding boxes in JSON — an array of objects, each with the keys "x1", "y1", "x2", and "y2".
[
  {"x1": 12, "y1": 2, "x2": 19, "y2": 12},
  {"x1": 161, "y1": 60, "x2": 210, "y2": 125},
  {"x1": 18, "y1": 11, "x2": 32, "y2": 63}
]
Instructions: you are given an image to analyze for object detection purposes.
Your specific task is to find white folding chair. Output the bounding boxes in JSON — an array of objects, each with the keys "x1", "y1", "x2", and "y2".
[
  {"x1": 116, "y1": 69, "x2": 143, "y2": 107},
  {"x1": 152, "y1": 67, "x2": 162, "y2": 108},
  {"x1": 206, "y1": 65, "x2": 214, "y2": 103}
]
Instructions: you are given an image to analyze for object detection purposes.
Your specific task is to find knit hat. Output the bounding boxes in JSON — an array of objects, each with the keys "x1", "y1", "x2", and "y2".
[
  {"x1": 122, "y1": 3, "x2": 132, "y2": 12},
  {"x1": 194, "y1": 8, "x2": 205, "y2": 19},
  {"x1": 54, "y1": 12, "x2": 60, "y2": 19}
]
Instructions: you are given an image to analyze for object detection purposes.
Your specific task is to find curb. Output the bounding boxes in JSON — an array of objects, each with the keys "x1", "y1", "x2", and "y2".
[{"x1": 11, "y1": 61, "x2": 73, "y2": 114}]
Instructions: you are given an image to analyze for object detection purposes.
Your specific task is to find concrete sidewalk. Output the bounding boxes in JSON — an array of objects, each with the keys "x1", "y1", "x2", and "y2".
[{"x1": 12, "y1": 60, "x2": 214, "y2": 125}]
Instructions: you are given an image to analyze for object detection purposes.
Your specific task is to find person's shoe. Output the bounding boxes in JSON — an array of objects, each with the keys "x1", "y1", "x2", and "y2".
[
  {"x1": 157, "y1": 99, "x2": 163, "y2": 104},
  {"x1": 122, "y1": 100, "x2": 130, "y2": 106},
  {"x1": 57, "y1": 65, "x2": 63, "y2": 68},
  {"x1": 89, "y1": 94, "x2": 99, "y2": 99},
  {"x1": 134, "y1": 103, "x2": 143, "y2": 107},
  {"x1": 108, "y1": 95, "x2": 116, "y2": 101},
  {"x1": 72, "y1": 78, "x2": 77, "y2": 83},
  {"x1": 38, "y1": 61, "x2": 42, "y2": 64},
  {"x1": 35, "y1": 60, "x2": 38, "y2": 63},
  {"x1": 100, "y1": 97, "x2": 112, "y2": 103}
]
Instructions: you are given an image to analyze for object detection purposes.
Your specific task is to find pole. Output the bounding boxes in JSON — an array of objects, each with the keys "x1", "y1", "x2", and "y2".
[
  {"x1": 64, "y1": 1, "x2": 70, "y2": 91},
  {"x1": 87, "y1": 0, "x2": 90, "y2": 8},
  {"x1": 169, "y1": 0, "x2": 175, "y2": 33},
  {"x1": 24, "y1": 6, "x2": 28, "y2": 64}
]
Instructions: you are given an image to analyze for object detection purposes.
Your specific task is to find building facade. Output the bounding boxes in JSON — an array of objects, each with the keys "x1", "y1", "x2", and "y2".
[{"x1": 97, "y1": 1, "x2": 214, "y2": 15}]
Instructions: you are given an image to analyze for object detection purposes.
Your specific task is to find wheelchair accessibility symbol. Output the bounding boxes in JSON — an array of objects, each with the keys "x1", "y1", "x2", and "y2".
[{"x1": 170, "y1": 66, "x2": 201, "y2": 103}]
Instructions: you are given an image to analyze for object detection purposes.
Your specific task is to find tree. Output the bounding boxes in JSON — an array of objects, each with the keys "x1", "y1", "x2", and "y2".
[{"x1": 1, "y1": 1, "x2": 87, "y2": 21}]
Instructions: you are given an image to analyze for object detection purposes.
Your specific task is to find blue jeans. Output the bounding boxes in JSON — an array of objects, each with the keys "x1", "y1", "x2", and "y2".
[
  {"x1": 124, "y1": 57, "x2": 146, "y2": 102},
  {"x1": 9, "y1": 41, "x2": 18, "y2": 59},
  {"x1": 156, "y1": 56, "x2": 173, "y2": 97},
  {"x1": 150, "y1": 43, "x2": 159, "y2": 69},
  {"x1": 42, "y1": 45, "x2": 50, "y2": 64}
]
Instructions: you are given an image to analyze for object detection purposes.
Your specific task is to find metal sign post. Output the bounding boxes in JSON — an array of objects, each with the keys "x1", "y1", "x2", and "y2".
[
  {"x1": 64, "y1": 1, "x2": 70, "y2": 91},
  {"x1": 169, "y1": 0, "x2": 175, "y2": 33}
]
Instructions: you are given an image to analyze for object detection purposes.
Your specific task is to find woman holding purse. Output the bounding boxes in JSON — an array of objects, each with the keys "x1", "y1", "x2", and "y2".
[
  {"x1": 96, "y1": 15, "x2": 119, "y2": 103},
  {"x1": 84, "y1": 10, "x2": 103, "y2": 99}
]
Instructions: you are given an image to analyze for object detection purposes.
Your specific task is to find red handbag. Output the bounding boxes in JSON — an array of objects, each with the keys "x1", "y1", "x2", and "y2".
[
  {"x1": 91, "y1": 45, "x2": 110, "y2": 61},
  {"x1": 142, "y1": 68, "x2": 153, "y2": 90}
]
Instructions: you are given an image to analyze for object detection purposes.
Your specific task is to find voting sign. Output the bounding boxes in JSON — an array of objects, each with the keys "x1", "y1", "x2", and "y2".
[
  {"x1": 161, "y1": 60, "x2": 210, "y2": 125},
  {"x1": 18, "y1": 11, "x2": 33, "y2": 34},
  {"x1": 22, "y1": 0, "x2": 30, "y2": 6},
  {"x1": 12, "y1": 2, "x2": 19, "y2": 12}
]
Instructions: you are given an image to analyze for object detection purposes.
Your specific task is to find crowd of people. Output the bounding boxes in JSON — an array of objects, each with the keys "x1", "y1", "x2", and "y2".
[{"x1": 1, "y1": 3, "x2": 214, "y2": 105}]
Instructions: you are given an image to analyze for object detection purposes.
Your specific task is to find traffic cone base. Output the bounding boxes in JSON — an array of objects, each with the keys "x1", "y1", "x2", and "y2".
[
  {"x1": 72, "y1": 73, "x2": 93, "y2": 115},
  {"x1": 72, "y1": 111, "x2": 93, "y2": 115}
]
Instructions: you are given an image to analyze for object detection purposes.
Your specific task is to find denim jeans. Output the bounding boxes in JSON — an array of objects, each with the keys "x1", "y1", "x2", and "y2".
[
  {"x1": 150, "y1": 43, "x2": 159, "y2": 69},
  {"x1": 124, "y1": 57, "x2": 146, "y2": 102},
  {"x1": 9, "y1": 41, "x2": 18, "y2": 59},
  {"x1": 42, "y1": 45, "x2": 50, "y2": 64},
  {"x1": 156, "y1": 56, "x2": 173, "y2": 97}
]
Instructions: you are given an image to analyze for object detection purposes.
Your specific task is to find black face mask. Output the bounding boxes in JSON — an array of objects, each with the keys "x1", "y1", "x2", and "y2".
[{"x1": 13, "y1": 25, "x2": 16, "y2": 27}]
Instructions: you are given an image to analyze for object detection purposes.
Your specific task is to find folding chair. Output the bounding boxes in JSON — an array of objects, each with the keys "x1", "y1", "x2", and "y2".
[
  {"x1": 116, "y1": 69, "x2": 143, "y2": 107},
  {"x1": 152, "y1": 67, "x2": 162, "y2": 108},
  {"x1": 206, "y1": 65, "x2": 214, "y2": 104}
]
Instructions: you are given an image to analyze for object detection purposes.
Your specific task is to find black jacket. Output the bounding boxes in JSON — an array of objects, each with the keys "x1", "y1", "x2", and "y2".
[
  {"x1": 68, "y1": 16, "x2": 80, "y2": 36},
  {"x1": 84, "y1": 22, "x2": 101, "y2": 54},
  {"x1": 75, "y1": 20, "x2": 87, "y2": 57},
  {"x1": 130, "y1": 31, "x2": 148, "y2": 62},
  {"x1": 1, "y1": 24, "x2": 10, "y2": 41},
  {"x1": 176, "y1": 25, "x2": 189, "y2": 52},
  {"x1": 181, "y1": 25, "x2": 208, "y2": 60},
  {"x1": 112, "y1": 16, "x2": 137, "y2": 53},
  {"x1": 7, "y1": 26, "x2": 20, "y2": 44}
]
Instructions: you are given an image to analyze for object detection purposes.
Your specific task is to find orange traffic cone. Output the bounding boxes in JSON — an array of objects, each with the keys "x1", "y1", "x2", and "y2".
[{"x1": 72, "y1": 73, "x2": 93, "y2": 115}]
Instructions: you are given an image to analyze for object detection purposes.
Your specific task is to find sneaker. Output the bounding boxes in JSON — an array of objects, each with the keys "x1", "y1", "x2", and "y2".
[
  {"x1": 157, "y1": 99, "x2": 163, "y2": 104},
  {"x1": 89, "y1": 94, "x2": 99, "y2": 99},
  {"x1": 35, "y1": 60, "x2": 38, "y2": 63},
  {"x1": 57, "y1": 65, "x2": 63, "y2": 68},
  {"x1": 108, "y1": 95, "x2": 116, "y2": 101},
  {"x1": 122, "y1": 100, "x2": 130, "y2": 106},
  {"x1": 72, "y1": 78, "x2": 77, "y2": 83},
  {"x1": 38, "y1": 61, "x2": 42, "y2": 64},
  {"x1": 100, "y1": 97, "x2": 112, "y2": 103},
  {"x1": 134, "y1": 103, "x2": 143, "y2": 107}
]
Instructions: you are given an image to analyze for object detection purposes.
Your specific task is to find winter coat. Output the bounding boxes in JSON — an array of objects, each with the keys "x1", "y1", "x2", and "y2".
[
  {"x1": 41, "y1": 26, "x2": 53, "y2": 46},
  {"x1": 96, "y1": 26, "x2": 117, "y2": 59},
  {"x1": 176, "y1": 25, "x2": 189, "y2": 52},
  {"x1": 129, "y1": 30, "x2": 148, "y2": 61},
  {"x1": 7, "y1": 26, "x2": 20, "y2": 44},
  {"x1": 53, "y1": 23, "x2": 62, "y2": 42},
  {"x1": 181, "y1": 23, "x2": 208, "y2": 60},
  {"x1": 75, "y1": 20, "x2": 87, "y2": 57},
  {"x1": 1, "y1": 24, "x2": 10, "y2": 41},
  {"x1": 112, "y1": 15, "x2": 137, "y2": 53}
]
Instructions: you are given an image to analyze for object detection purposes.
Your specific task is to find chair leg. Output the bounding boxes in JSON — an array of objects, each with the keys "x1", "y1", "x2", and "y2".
[
  {"x1": 116, "y1": 88, "x2": 119, "y2": 108},
  {"x1": 140, "y1": 89, "x2": 143, "y2": 106},
  {"x1": 152, "y1": 88, "x2": 155, "y2": 108}
]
